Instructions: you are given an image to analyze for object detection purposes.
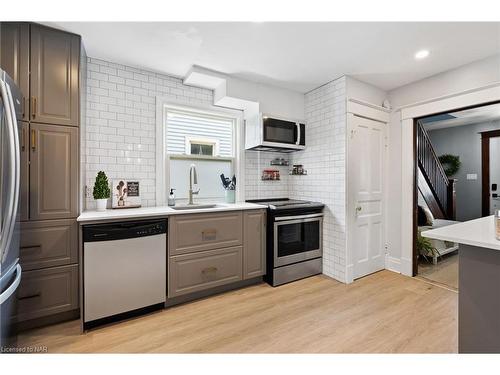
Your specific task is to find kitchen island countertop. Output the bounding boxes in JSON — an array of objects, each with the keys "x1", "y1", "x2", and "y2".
[{"x1": 421, "y1": 215, "x2": 500, "y2": 251}]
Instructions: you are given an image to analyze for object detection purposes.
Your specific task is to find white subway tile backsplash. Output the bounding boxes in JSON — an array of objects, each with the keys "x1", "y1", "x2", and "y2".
[
  {"x1": 83, "y1": 57, "x2": 213, "y2": 209},
  {"x1": 289, "y1": 76, "x2": 347, "y2": 282}
]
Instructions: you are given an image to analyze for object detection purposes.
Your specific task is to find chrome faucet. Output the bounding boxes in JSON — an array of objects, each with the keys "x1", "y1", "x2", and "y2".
[{"x1": 188, "y1": 164, "x2": 200, "y2": 205}]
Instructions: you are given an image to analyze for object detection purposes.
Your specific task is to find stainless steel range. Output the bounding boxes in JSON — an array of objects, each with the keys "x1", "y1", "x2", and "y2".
[{"x1": 246, "y1": 198, "x2": 324, "y2": 286}]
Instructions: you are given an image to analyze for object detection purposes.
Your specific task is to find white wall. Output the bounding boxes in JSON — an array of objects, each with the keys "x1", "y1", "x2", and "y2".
[
  {"x1": 224, "y1": 75, "x2": 305, "y2": 120},
  {"x1": 386, "y1": 54, "x2": 500, "y2": 271},
  {"x1": 346, "y1": 76, "x2": 387, "y2": 107},
  {"x1": 389, "y1": 55, "x2": 500, "y2": 108}
]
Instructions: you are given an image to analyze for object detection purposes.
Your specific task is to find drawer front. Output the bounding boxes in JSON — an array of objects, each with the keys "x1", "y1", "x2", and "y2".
[
  {"x1": 169, "y1": 246, "x2": 243, "y2": 297},
  {"x1": 16, "y1": 265, "x2": 79, "y2": 322},
  {"x1": 169, "y1": 212, "x2": 243, "y2": 255},
  {"x1": 20, "y1": 219, "x2": 78, "y2": 271}
]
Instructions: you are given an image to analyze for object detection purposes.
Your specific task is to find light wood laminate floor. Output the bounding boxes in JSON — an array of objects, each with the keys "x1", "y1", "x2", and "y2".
[
  {"x1": 18, "y1": 270, "x2": 458, "y2": 353},
  {"x1": 418, "y1": 252, "x2": 458, "y2": 291}
]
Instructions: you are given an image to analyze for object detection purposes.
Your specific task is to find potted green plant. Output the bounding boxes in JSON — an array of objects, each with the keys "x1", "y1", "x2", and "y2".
[
  {"x1": 417, "y1": 232, "x2": 440, "y2": 263},
  {"x1": 93, "y1": 171, "x2": 111, "y2": 211}
]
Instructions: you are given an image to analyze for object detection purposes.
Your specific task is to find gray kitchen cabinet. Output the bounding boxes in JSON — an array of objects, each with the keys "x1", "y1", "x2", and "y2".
[
  {"x1": 15, "y1": 264, "x2": 79, "y2": 322},
  {"x1": 169, "y1": 211, "x2": 243, "y2": 255},
  {"x1": 20, "y1": 121, "x2": 29, "y2": 221},
  {"x1": 20, "y1": 219, "x2": 78, "y2": 271},
  {"x1": 243, "y1": 210, "x2": 266, "y2": 279},
  {"x1": 169, "y1": 246, "x2": 243, "y2": 298},
  {"x1": 0, "y1": 22, "x2": 30, "y2": 121},
  {"x1": 1, "y1": 22, "x2": 81, "y2": 329},
  {"x1": 30, "y1": 24, "x2": 80, "y2": 127},
  {"x1": 29, "y1": 123, "x2": 78, "y2": 221},
  {"x1": 167, "y1": 209, "x2": 266, "y2": 300}
]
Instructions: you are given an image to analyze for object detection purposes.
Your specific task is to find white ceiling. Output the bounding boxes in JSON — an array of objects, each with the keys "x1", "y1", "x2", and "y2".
[
  {"x1": 47, "y1": 22, "x2": 500, "y2": 93},
  {"x1": 423, "y1": 103, "x2": 500, "y2": 131}
]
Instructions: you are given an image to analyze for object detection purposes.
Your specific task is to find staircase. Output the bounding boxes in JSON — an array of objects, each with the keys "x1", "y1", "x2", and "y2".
[{"x1": 417, "y1": 121, "x2": 457, "y2": 220}]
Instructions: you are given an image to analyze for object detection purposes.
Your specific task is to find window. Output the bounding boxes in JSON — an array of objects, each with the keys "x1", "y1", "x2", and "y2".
[
  {"x1": 166, "y1": 109, "x2": 233, "y2": 157},
  {"x1": 185, "y1": 136, "x2": 219, "y2": 156},
  {"x1": 163, "y1": 106, "x2": 238, "y2": 202}
]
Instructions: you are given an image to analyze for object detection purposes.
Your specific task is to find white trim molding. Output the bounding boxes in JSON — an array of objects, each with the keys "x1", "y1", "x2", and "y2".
[
  {"x1": 155, "y1": 97, "x2": 244, "y2": 206},
  {"x1": 385, "y1": 255, "x2": 401, "y2": 274},
  {"x1": 401, "y1": 83, "x2": 500, "y2": 119},
  {"x1": 399, "y1": 82, "x2": 500, "y2": 276},
  {"x1": 347, "y1": 98, "x2": 390, "y2": 123}
]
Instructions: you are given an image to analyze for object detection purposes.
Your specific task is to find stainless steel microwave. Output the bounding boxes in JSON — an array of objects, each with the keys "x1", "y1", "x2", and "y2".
[{"x1": 245, "y1": 113, "x2": 305, "y2": 152}]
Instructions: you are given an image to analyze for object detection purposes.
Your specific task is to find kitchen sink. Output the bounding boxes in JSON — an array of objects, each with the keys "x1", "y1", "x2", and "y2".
[{"x1": 170, "y1": 203, "x2": 226, "y2": 210}]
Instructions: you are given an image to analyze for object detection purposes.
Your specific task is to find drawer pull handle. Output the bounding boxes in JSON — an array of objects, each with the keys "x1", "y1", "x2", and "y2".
[
  {"x1": 18, "y1": 292, "x2": 41, "y2": 301},
  {"x1": 20, "y1": 245, "x2": 42, "y2": 253},
  {"x1": 202, "y1": 229, "x2": 216, "y2": 241},
  {"x1": 202, "y1": 267, "x2": 218, "y2": 274}
]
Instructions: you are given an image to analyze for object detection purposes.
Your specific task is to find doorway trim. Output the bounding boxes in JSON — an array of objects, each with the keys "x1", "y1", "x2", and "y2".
[
  {"x1": 399, "y1": 83, "x2": 500, "y2": 276},
  {"x1": 481, "y1": 129, "x2": 500, "y2": 216}
]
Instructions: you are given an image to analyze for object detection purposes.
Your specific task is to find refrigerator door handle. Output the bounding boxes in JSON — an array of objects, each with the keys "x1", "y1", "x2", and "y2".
[
  {"x1": 0, "y1": 264, "x2": 22, "y2": 305},
  {"x1": 0, "y1": 79, "x2": 19, "y2": 264}
]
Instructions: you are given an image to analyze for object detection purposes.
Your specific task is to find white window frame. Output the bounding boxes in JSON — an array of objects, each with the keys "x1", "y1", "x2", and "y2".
[
  {"x1": 185, "y1": 136, "x2": 220, "y2": 156},
  {"x1": 155, "y1": 97, "x2": 245, "y2": 206}
]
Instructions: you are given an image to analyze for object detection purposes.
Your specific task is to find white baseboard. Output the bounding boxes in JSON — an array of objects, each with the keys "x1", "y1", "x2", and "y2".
[
  {"x1": 385, "y1": 255, "x2": 401, "y2": 273},
  {"x1": 400, "y1": 257, "x2": 413, "y2": 276},
  {"x1": 346, "y1": 264, "x2": 354, "y2": 284}
]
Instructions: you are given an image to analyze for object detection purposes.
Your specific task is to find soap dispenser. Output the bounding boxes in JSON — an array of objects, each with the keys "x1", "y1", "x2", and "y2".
[{"x1": 168, "y1": 189, "x2": 176, "y2": 206}]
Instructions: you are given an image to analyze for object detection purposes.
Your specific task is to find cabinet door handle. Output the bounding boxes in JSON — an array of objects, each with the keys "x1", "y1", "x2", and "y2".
[
  {"x1": 21, "y1": 127, "x2": 26, "y2": 151},
  {"x1": 18, "y1": 292, "x2": 41, "y2": 301},
  {"x1": 31, "y1": 97, "x2": 37, "y2": 119},
  {"x1": 202, "y1": 267, "x2": 218, "y2": 274},
  {"x1": 21, "y1": 96, "x2": 26, "y2": 118},
  {"x1": 202, "y1": 229, "x2": 216, "y2": 241},
  {"x1": 31, "y1": 129, "x2": 36, "y2": 151}
]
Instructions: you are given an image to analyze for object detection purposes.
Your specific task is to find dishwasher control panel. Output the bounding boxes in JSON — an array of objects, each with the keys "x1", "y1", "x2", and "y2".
[{"x1": 83, "y1": 219, "x2": 167, "y2": 242}]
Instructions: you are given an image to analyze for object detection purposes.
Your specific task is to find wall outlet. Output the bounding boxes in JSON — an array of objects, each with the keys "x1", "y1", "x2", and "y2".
[
  {"x1": 466, "y1": 174, "x2": 478, "y2": 180},
  {"x1": 85, "y1": 185, "x2": 91, "y2": 198}
]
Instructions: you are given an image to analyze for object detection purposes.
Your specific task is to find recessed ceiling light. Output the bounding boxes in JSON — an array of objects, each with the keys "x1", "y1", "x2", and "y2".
[{"x1": 415, "y1": 50, "x2": 430, "y2": 60}]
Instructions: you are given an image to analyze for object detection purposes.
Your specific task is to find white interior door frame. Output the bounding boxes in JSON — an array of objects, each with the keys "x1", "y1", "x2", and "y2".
[
  {"x1": 399, "y1": 83, "x2": 500, "y2": 276},
  {"x1": 346, "y1": 99, "x2": 390, "y2": 283}
]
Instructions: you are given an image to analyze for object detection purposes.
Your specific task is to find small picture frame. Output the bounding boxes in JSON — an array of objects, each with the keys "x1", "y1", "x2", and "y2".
[{"x1": 112, "y1": 180, "x2": 141, "y2": 209}]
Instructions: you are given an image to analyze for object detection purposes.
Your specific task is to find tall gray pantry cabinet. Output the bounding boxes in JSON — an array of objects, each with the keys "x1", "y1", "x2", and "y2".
[{"x1": 1, "y1": 22, "x2": 82, "y2": 328}]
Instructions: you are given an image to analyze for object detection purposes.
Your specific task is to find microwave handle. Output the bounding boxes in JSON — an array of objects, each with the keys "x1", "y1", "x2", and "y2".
[{"x1": 295, "y1": 122, "x2": 301, "y2": 145}]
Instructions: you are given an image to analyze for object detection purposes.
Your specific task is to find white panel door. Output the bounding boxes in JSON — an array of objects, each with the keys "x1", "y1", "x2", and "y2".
[{"x1": 349, "y1": 115, "x2": 386, "y2": 279}]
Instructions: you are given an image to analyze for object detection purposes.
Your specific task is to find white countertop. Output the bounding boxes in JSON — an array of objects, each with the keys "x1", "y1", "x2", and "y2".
[
  {"x1": 422, "y1": 215, "x2": 500, "y2": 251},
  {"x1": 77, "y1": 202, "x2": 267, "y2": 223}
]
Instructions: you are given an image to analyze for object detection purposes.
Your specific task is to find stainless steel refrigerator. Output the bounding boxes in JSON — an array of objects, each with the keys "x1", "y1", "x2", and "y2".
[{"x1": 0, "y1": 68, "x2": 22, "y2": 351}]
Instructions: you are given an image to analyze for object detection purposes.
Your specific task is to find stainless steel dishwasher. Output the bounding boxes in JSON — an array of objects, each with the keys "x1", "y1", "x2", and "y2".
[{"x1": 83, "y1": 219, "x2": 167, "y2": 328}]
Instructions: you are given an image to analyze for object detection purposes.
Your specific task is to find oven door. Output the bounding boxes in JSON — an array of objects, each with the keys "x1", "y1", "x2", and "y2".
[{"x1": 273, "y1": 213, "x2": 322, "y2": 267}]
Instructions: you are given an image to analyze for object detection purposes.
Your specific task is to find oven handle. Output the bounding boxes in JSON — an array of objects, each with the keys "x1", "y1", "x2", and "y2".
[{"x1": 274, "y1": 213, "x2": 323, "y2": 221}]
